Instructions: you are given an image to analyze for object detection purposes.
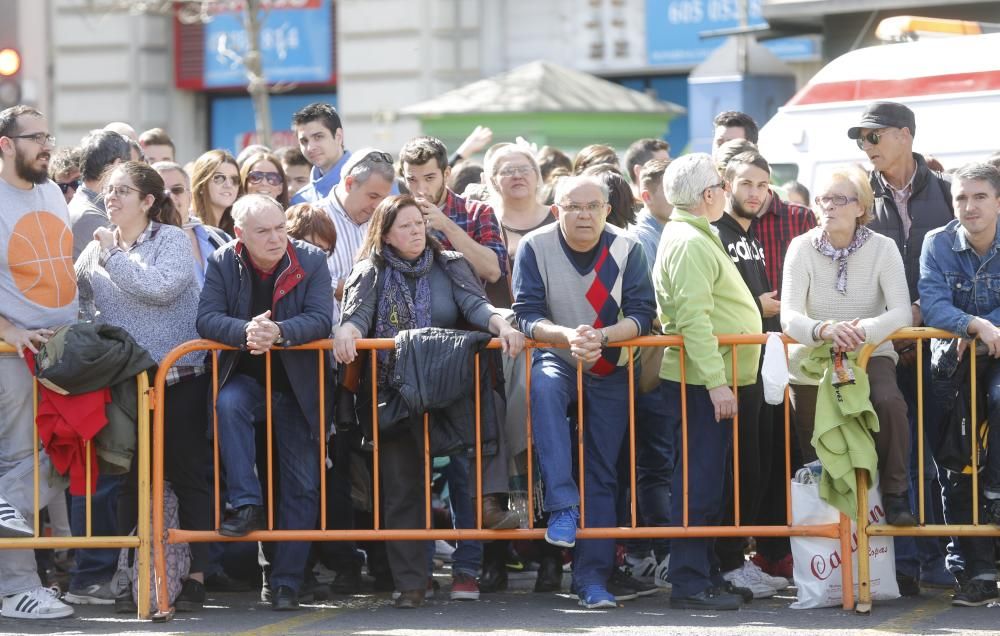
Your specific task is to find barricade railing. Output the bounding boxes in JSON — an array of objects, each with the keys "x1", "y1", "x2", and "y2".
[
  {"x1": 150, "y1": 334, "x2": 857, "y2": 621},
  {"x1": 854, "y1": 326, "x2": 998, "y2": 614},
  {"x1": 0, "y1": 342, "x2": 152, "y2": 617}
]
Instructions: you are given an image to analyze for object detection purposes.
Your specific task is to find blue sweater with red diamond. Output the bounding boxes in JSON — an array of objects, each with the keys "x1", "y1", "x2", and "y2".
[{"x1": 512, "y1": 223, "x2": 656, "y2": 376}]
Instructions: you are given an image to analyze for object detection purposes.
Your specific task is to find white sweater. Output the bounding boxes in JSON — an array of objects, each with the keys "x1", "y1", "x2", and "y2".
[{"x1": 780, "y1": 229, "x2": 911, "y2": 385}]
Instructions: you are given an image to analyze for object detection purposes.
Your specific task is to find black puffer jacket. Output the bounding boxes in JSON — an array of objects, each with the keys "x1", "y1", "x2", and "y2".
[{"x1": 868, "y1": 153, "x2": 953, "y2": 302}]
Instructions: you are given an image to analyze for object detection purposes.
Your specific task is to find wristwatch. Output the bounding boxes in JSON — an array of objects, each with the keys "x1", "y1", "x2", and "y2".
[
  {"x1": 599, "y1": 328, "x2": 609, "y2": 348},
  {"x1": 274, "y1": 324, "x2": 285, "y2": 346}
]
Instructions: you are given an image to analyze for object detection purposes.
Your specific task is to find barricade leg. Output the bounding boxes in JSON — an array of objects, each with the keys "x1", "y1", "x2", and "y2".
[{"x1": 856, "y1": 469, "x2": 872, "y2": 614}]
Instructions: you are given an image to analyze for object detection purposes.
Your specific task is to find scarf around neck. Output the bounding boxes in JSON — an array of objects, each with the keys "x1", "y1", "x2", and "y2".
[
  {"x1": 374, "y1": 246, "x2": 434, "y2": 382},
  {"x1": 810, "y1": 225, "x2": 873, "y2": 295}
]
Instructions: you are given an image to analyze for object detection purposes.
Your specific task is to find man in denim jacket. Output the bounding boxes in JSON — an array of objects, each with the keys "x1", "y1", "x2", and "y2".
[{"x1": 919, "y1": 162, "x2": 1000, "y2": 607}]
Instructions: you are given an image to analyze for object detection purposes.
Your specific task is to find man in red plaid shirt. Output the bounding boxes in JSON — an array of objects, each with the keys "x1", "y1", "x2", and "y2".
[{"x1": 399, "y1": 136, "x2": 506, "y2": 283}]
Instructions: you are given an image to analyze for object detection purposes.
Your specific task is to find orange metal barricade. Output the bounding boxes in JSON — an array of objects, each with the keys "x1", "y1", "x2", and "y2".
[
  {"x1": 0, "y1": 343, "x2": 152, "y2": 617},
  {"x1": 149, "y1": 334, "x2": 858, "y2": 620}
]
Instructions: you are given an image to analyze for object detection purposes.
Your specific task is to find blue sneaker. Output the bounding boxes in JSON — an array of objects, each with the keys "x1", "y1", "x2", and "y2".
[
  {"x1": 545, "y1": 507, "x2": 579, "y2": 548},
  {"x1": 577, "y1": 584, "x2": 617, "y2": 609}
]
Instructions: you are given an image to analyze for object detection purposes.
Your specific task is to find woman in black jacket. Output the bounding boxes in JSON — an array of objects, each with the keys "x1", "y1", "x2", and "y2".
[{"x1": 333, "y1": 195, "x2": 523, "y2": 608}]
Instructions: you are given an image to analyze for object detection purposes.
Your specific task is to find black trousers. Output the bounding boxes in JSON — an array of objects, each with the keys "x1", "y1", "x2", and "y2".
[{"x1": 380, "y1": 418, "x2": 430, "y2": 592}]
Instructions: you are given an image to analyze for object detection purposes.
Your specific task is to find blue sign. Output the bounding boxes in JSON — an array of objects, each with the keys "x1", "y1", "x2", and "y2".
[
  {"x1": 204, "y1": 0, "x2": 333, "y2": 89},
  {"x1": 646, "y1": 0, "x2": 818, "y2": 67},
  {"x1": 210, "y1": 92, "x2": 337, "y2": 154}
]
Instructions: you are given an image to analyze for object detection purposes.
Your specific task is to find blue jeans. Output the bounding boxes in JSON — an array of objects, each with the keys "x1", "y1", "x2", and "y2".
[
  {"x1": 442, "y1": 455, "x2": 483, "y2": 577},
  {"x1": 70, "y1": 474, "x2": 122, "y2": 589},
  {"x1": 216, "y1": 374, "x2": 320, "y2": 592},
  {"x1": 661, "y1": 380, "x2": 733, "y2": 599},
  {"x1": 530, "y1": 351, "x2": 627, "y2": 589}
]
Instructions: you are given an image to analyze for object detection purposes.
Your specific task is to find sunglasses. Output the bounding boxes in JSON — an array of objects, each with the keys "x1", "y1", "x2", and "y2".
[
  {"x1": 57, "y1": 179, "x2": 80, "y2": 194},
  {"x1": 166, "y1": 185, "x2": 187, "y2": 197},
  {"x1": 211, "y1": 173, "x2": 240, "y2": 187},
  {"x1": 247, "y1": 171, "x2": 284, "y2": 187},
  {"x1": 856, "y1": 130, "x2": 884, "y2": 150}
]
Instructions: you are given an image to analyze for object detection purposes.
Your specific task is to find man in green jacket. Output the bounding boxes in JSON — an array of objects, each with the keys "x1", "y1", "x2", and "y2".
[{"x1": 654, "y1": 153, "x2": 763, "y2": 611}]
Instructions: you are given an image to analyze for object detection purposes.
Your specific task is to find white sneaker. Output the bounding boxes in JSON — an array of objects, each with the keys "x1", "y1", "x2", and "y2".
[
  {"x1": 1, "y1": 586, "x2": 74, "y2": 619},
  {"x1": 0, "y1": 496, "x2": 33, "y2": 538},
  {"x1": 653, "y1": 555, "x2": 671, "y2": 589},
  {"x1": 434, "y1": 540, "x2": 455, "y2": 563},
  {"x1": 723, "y1": 561, "x2": 777, "y2": 599},
  {"x1": 623, "y1": 553, "x2": 657, "y2": 584},
  {"x1": 744, "y1": 558, "x2": 789, "y2": 590}
]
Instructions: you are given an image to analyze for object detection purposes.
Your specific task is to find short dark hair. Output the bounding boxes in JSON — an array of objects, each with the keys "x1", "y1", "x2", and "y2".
[
  {"x1": 624, "y1": 138, "x2": 670, "y2": 183},
  {"x1": 49, "y1": 147, "x2": 81, "y2": 180},
  {"x1": 536, "y1": 146, "x2": 573, "y2": 182},
  {"x1": 723, "y1": 150, "x2": 770, "y2": 183},
  {"x1": 79, "y1": 130, "x2": 132, "y2": 182},
  {"x1": 639, "y1": 158, "x2": 671, "y2": 194},
  {"x1": 448, "y1": 160, "x2": 484, "y2": 197},
  {"x1": 582, "y1": 164, "x2": 637, "y2": 229},
  {"x1": 275, "y1": 145, "x2": 309, "y2": 168},
  {"x1": 714, "y1": 138, "x2": 758, "y2": 173},
  {"x1": 359, "y1": 194, "x2": 442, "y2": 266},
  {"x1": 573, "y1": 144, "x2": 619, "y2": 175},
  {"x1": 399, "y1": 136, "x2": 448, "y2": 172},
  {"x1": 106, "y1": 161, "x2": 181, "y2": 227},
  {"x1": 953, "y1": 162, "x2": 1000, "y2": 198},
  {"x1": 291, "y1": 102, "x2": 342, "y2": 136},
  {"x1": 713, "y1": 111, "x2": 759, "y2": 144},
  {"x1": 0, "y1": 105, "x2": 44, "y2": 139},
  {"x1": 138, "y1": 127, "x2": 175, "y2": 152}
]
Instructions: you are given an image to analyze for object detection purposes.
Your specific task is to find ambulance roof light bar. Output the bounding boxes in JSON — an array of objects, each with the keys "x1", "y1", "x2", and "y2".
[{"x1": 876, "y1": 16, "x2": 1000, "y2": 42}]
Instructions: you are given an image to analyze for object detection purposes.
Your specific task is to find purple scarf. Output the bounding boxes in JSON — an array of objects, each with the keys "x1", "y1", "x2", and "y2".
[
  {"x1": 810, "y1": 225, "x2": 873, "y2": 295},
  {"x1": 374, "y1": 246, "x2": 433, "y2": 383}
]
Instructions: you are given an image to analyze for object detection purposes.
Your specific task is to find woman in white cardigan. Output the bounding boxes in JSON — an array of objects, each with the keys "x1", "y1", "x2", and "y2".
[{"x1": 780, "y1": 168, "x2": 916, "y2": 526}]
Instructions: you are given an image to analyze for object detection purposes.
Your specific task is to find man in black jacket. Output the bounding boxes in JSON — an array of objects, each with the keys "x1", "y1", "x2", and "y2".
[
  {"x1": 196, "y1": 194, "x2": 333, "y2": 611},
  {"x1": 847, "y1": 101, "x2": 956, "y2": 597}
]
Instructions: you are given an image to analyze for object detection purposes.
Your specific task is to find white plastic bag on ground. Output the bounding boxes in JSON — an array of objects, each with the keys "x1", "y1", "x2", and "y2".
[
  {"x1": 761, "y1": 332, "x2": 789, "y2": 405},
  {"x1": 789, "y1": 477, "x2": 900, "y2": 609}
]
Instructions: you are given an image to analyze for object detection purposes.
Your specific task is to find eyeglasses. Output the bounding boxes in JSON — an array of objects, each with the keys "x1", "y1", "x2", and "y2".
[
  {"x1": 702, "y1": 182, "x2": 725, "y2": 195},
  {"x1": 856, "y1": 130, "x2": 883, "y2": 150},
  {"x1": 814, "y1": 194, "x2": 859, "y2": 208},
  {"x1": 57, "y1": 179, "x2": 80, "y2": 194},
  {"x1": 166, "y1": 185, "x2": 187, "y2": 197},
  {"x1": 558, "y1": 201, "x2": 606, "y2": 214},
  {"x1": 12, "y1": 132, "x2": 56, "y2": 146},
  {"x1": 247, "y1": 171, "x2": 284, "y2": 187},
  {"x1": 497, "y1": 165, "x2": 535, "y2": 178},
  {"x1": 211, "y1": 173, "x2": 240, "y2": 187},
  {"x1": 103, "y1": 184, "x2": 144, "y2": 198}
]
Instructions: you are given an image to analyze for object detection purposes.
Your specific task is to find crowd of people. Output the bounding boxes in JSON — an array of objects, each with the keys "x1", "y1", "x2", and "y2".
[{"x1": 0, "y1": 96, "x2": 1000, "y2": 622}]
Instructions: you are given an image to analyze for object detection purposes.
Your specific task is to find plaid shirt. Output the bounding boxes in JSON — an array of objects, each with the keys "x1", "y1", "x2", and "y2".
[
  {"x1": 436, "y1": 189, "x2": 508, "y2": 277},
  {"x1": 750, "y1": 191, "x2": 816, "y2": 295}
]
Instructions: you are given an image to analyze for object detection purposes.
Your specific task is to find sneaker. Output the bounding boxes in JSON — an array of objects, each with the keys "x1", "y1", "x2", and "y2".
[
  {"x1": 984, "y1": 496, "x2": 1000, "y2": 526},
  {"x1": 114, "y1": 586, "x2": 137, "y2": 615},
  {"x1": 611, "y1": 567, "x2": 658, "y2": 598},
  {"x1": 449, "y1": 573, "x2": 480, "y2": 601},
  {"x1": 743, "y1": 559, "x2": 789, "y2": 591},
  {"x1": 63, "y1": 581, "x2": 116, "y2": 605},
  {"x1": 622, "y1": 553, "x2": 657, "y2": 584},
  {"x1": 653, "y1": 555, "x2": 672, "y2": 589},
  {"x1": 723, "y1": 562, "x2": 776, "y2": 599},
  {"x1": 434, "y1": 540, "x2": 456, "y2": 563},
  {"x1": 751, "y1": 553, "x2": 793, "y2": 581},
  {"x1": 952, "y1": 578, "x2": 999, "y2": 607},
  {"x1": 670, "y1": 586, "x2": 742, "y2": 611},
  {"x1": 175, "y1": 578, "x2": 206, "y2": 612},
  {"x1": 577, "y1": 584, "x2": 617, "y2": 609},
  {"x1": 1, "y1": 586, "x2": 74, "y2": 619},
  {"x1": 392, "y1": 578, "x2": 438, "y2": 600},
  {"x1": 896, "y1": 572, "x2": 920, "y2": 597},
  {"x1": 0, "y1": 496, "x2": 33, "y2": 538},
  {"x1": 545, "y1": 507, "x2": 579, "y2": 548},
  {"x1": 602, "y1": 575, "x2": 638, "y2": 602}
]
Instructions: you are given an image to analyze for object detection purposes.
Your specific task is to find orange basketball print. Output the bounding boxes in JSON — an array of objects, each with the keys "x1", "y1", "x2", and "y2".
[{"x1": 8, "y1": 211, "x2": 77, "y2": 308}]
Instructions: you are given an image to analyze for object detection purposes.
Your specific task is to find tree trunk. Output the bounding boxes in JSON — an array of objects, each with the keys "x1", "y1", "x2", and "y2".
[{"x1": 242, "y1": 0, "x2": 271, "y2": 148}]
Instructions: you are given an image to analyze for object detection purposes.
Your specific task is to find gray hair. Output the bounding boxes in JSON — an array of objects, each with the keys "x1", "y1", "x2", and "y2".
[
  {"x1": 232, "y1": 193, "x2": 283, "y2": 229},
  {"x1": 663, "y1": 153, "x2": 720, "y2": 210},
  {"x1": 339, "y1": 146, "x2": 395, "y2": 185},
  {"x1": 953, "y1": 162, "x2": 1000, "y2": 197},
  {"x1": 484, "y1": 145, "x2": 543, "y2": 199},
  {"x1": 79, "y1": 130, "x2": 132, "y2": 182},
  {"x1": 552, "y1": 175, "x2": 609, "y2": 205},
  {"x1": 152, "y1": 161, "x2": 189, "y2": 186}
]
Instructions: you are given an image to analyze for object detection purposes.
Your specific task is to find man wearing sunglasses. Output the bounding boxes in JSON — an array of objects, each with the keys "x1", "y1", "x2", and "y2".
[
  {"x1": 848, "y1": 101, "x2": 956, "y2": 597},
  {"x1": 68, "y1": 129, "x2": 131, "y2": 261},
  {"x1": 48, "y1": 147, "x2": 81, "y2": 206}
]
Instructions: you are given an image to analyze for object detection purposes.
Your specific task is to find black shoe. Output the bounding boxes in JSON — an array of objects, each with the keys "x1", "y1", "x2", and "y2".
[
  {"x1": 884, "y1": 493, "x2": 918, "y2": 527},
  {"x1": 610, "y1": 567, "x2": 658, "y2": 598},
  {"x1": 479, "y1": 559, "x2": 508, "y2": 593},
  {"x1": 300, "y1": 571, "x2": 329, "y2": 602},
  {"x1": 219, "y1": 505, "x2": 266, "y2": 537},
  {"x1": 175, "y1": 578, "x2": 206, "y2": 612},
  {"x1": 271, "y1": 585, "x2": 300, "y2": 611},
  {"x1": 984, "y1": 497, "x2": 1000, "y2": 526},
  {"x1": 205, "y1": 571, "x2": 252, "y2": 593},
  {"x1": 114, "y1": 587, "x2": 137, "y2": 615},
  {"x1": 330, "y1": 565, "x2": 362, "y2": 595},
  {"x1": 720, "y1": 582, "x2": 753, "y2": 604},
  {"x1": 952, "y1": 579, "x2": 999, "y2": 607},
  {"x1": 896, "y1": 572, "x2": 920, "y2": 597},
  {"x1": 394, "y1": 589, "x2": 424, "y2": 609},
  {"x1": 603, "y1": 574, "x2": 639, "y2": 601},
  {"x1": 670, "y1": 586, "x2": 742, "y2": 611},
  {"x1": 534, "y1": 556, "x2": 563, "y2": 593}
]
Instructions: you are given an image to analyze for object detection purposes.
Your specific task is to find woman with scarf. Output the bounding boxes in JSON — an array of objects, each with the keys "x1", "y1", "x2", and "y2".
[
  {"x1": 780, "y1": 168, "x2": 915, "y2": 525},
  {"x1": 333, "y1": 194, "x2": 524, "y2": 609}
]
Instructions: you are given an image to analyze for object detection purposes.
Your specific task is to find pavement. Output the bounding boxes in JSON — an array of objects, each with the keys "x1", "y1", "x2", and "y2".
[{"x1": 3, "y1": 569, "x2": 1000, "y2": 636}]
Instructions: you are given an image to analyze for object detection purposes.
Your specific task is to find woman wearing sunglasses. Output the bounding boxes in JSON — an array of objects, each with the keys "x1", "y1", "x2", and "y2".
[
  {"x1": 190, "y1": 149, "x2": 239, "y2": 235},
  {"x1": 239, "y1": 151, "x2": 289, "y2": 209}
]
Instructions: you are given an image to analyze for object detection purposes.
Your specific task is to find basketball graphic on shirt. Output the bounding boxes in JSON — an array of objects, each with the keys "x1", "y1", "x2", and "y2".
[{"x1": 8, "y1": 211, "x2": 77, "y2": 308}]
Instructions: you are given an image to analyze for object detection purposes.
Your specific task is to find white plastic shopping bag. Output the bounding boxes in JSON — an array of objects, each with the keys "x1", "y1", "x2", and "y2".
[
  {"x1": 761, "y1": 332, "x2": 789, "y2": 405},
  {"x1": 789, "y1": 477, "x2": 900, "y2": 609}
]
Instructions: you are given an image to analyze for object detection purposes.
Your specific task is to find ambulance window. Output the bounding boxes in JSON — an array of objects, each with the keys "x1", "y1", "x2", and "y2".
[{"x1": 770, "y1": 163, "x2": 798, "y2": 185}]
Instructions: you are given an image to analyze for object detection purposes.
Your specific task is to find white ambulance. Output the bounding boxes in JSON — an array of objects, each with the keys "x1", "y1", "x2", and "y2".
[{"x1": 757, "y1": 28, "x2": 1000, "y2": 195}]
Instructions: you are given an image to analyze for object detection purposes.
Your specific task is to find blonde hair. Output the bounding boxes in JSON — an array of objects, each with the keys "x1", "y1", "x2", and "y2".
[{"x1": 825, "y1": 168, "x2": 874, "y2": 225}]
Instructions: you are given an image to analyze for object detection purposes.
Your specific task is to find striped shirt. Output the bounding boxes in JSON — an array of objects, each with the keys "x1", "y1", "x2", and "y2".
[
  {"x1": 318, "y1": 190, "x2": 368, "y2": 327},
  {"x1": 750, "y1": 191, "x2": 817, "y2": 295}
]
